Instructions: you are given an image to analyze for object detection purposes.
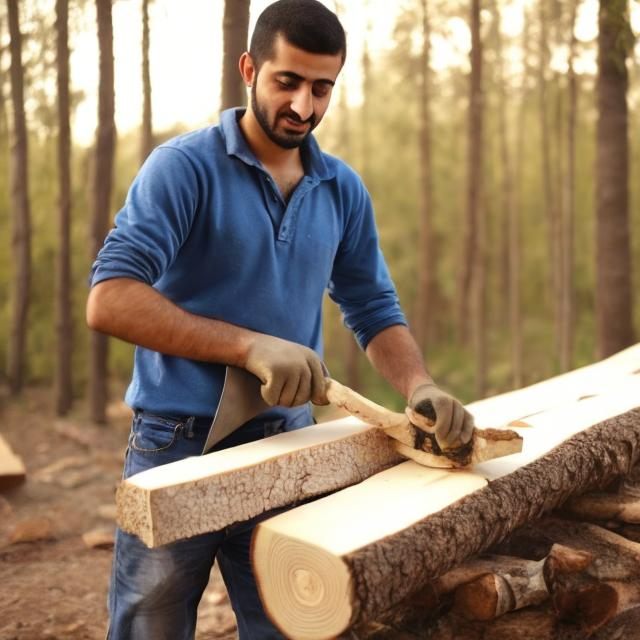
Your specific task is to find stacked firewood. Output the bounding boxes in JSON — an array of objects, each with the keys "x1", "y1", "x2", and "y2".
[{"x1": 357, "y1": 466, "x2": 640, "y2": 640}]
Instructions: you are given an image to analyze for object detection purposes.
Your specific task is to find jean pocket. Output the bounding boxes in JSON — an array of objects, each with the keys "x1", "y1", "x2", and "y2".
[{"x1": 130, "y1": 413, "x2": 184, "y2": 454}]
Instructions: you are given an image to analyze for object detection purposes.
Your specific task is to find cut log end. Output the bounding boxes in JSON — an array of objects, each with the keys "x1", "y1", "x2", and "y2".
[
  {"x1": 252, "y1": 524, "x2": 354, "y2": 640},
  {"x1": 115, "y1": 481, "x2": 154, "y2": 547}
]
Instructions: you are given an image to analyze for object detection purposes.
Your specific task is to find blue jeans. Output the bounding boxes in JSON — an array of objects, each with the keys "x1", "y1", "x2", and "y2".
[{"x1": 107, "y1": 406, "x2": 312, "y2": 640}]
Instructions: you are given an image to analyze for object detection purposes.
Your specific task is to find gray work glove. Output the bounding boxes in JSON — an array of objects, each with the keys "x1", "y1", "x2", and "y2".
[
  {"x1": 244, "y1": 334, "x2": 328, "y2": 407},
  {"x1": 409, "y1": 382, "x2": 475, "y2": 449}
]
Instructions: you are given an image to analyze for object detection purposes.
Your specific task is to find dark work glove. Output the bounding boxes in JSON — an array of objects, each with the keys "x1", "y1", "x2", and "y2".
[{"x1": 409, "y1": 382, "x2": 475, "y2": 449}]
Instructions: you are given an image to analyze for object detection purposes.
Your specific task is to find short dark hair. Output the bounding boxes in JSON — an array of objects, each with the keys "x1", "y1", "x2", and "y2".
[{"x1": 249, "y1": 0, "x2": 346, "y2": 70}]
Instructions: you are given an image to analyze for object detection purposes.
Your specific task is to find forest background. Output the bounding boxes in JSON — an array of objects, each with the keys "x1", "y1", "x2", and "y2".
[{"x1": 0, "y1": 0, "x2": 638, "y2": 423}]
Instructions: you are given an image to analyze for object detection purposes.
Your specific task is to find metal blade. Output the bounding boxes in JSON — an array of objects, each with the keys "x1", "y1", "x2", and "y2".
[{"x1": 203, "y1": 366, "x2": 270, "y2": 453}]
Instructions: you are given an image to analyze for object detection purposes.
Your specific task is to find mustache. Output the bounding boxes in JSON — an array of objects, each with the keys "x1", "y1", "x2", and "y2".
[{"x1": 279, "y1": 111, "x2": 315, "y2": 126}]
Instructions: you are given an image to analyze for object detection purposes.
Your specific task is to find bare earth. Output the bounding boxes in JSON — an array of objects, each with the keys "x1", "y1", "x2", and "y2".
[{"x1": 0, "y1": 387, "x2": 238, "y2": 640}]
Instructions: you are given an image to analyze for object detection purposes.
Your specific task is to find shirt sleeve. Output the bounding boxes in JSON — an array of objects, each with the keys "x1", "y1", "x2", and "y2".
[
  {"x1": 327, "y1": 175, "x2": 407, "y2": 350},
  {"x1": 89, "y1": 146, "x2": 199, "y2": 287}
]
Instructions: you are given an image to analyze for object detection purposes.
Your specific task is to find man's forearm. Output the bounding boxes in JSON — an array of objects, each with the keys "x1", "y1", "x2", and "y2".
[
  {"x1": 364, "y1": 324, "x2": 434, "y2": 400},
  {"x1": 86, "y1": 277, "x2": 256, "y2": 367}
]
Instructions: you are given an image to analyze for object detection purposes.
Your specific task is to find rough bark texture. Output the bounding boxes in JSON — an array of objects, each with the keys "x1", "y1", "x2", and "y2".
[
  {"x1": 89, "y1": 0, "x2": 116, "y2": 424},
  {"x1": 55, "y1": 0, "x2": 73, "y2": 416},
  {"x1": 140, "y1": 0, "x2": 153, "y2": 164},
  {"x1": 496, "y1": 518, "x2": 640, "y2": 635},
  {"x1": 595, "y1": 0, "x2": 634, "y2": 358},
  {"x1": 117, "y1": 425, "x2": 403, "y2": 547},
  {"x1": 6, "y1": 0, "x2": 32, "y2": 394},
  {"x1": 564, "y1": 492, "x2": 640, "y2": 524},
  {"x1": 220, "y1": 0, "x2": 250, "y2": 112},
  {"x1": 341, "y1": 408, "x2": 640, "y2": 624}
]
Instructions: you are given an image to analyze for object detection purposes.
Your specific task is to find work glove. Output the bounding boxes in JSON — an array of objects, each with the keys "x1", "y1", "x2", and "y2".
[
  {"x1": 409, "y1": 382, "x2": 475, "y2": 449},
  {"x1": 244, "y1": 334, "x2": 328, "y2": 408}
]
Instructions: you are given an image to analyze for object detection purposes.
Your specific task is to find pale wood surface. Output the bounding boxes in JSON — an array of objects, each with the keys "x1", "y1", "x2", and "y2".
[
  {"x1": 0, "y1": 434, "x2": 26, "y2": 490},
  {"x1": 117, "y1": 418, "x2": 403, "y2": 547},
  {"x1": 327, "y1": 378, "x2": 522, "y2": 468},
  {"x1": 467, "y1": 342, "x2": 640, "y2": 427}
]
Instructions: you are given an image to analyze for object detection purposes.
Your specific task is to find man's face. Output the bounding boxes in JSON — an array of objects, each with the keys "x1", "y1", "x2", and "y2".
[{"x1": 250, "y1": 36, "x2": 343, "y2": 149}]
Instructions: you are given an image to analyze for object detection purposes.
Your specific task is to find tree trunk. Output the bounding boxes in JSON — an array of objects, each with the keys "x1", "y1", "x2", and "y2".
[
  {"x1": 538, "y1": 0, "x2": 558, "y2": 367},
  {"x1": 415, "y1": 0, "x2": 436, "y2": 353},
  {"x1": 456, "y1": 0, "x2": 482, "y2": 349},
  {"x1": 560, "y1": 0, "x2": 578, "y2": 372},
  {"x1": 470, "y1": 0, "x2": 486, "y2": 397},
  {"x1": 90, "y1": 0, "x2": 116, "y2": 424},
  {"x1": 220, "y1": 0, "x2": 250, "y2": 112},
  {"x1": 595, "y1": 0, "x2": 634, "y2": 358},
  {"x1": 55, "y1": 0, "x2": 73, "y2": 416},
  {"x1": 140, "y1": 0, "x2": 153, "y2": 164},
  {"x1": 511, "y1": 8, "x2": 529, "y2": 390},
  {"x1": 6, "y1": 0, "x2": 31, "y2": 395}
]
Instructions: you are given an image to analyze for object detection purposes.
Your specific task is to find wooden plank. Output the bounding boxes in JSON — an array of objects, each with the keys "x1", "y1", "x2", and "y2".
[
  {"x1": 116, "y1": 418, "x2": 403, "y2": 547},
  {"x1": 117, "y1": 346, "x2": 640, "y2": 548},
  {"x1": 0, "y1": 434, "x2": 26, "y2": 490},
  {"x1": 252, "y1": 379, "x2": 640, "y2": 639},
  {"x1": 467, "y1": 342, "x2": 640, "y2": 427}
]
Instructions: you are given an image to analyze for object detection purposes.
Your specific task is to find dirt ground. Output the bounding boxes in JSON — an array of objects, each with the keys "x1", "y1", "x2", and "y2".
[{"x1": 0, "y1": 386, "x2": 238, "y2": 640}]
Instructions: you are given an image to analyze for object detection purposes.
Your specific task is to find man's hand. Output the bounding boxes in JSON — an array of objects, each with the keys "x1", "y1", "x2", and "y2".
[
  {"x1": 244, "y1": 334, "x2": 328, "y2": 407},
  {"x1": 409, "y1": 382, "x2": 475, "y2": 449}
]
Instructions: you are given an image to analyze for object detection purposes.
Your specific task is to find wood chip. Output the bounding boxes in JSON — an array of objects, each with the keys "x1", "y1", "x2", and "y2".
[
  {"x1": 10, "y1": 517, "x2": 54, "y2": 544},
  {"x1": 82, "y1": 527, "x2": 115, "y2": 549}
]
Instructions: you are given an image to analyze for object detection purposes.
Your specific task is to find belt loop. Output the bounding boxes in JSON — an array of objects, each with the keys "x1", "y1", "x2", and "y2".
[{"x1": 183, "y1": 415, "x2": 196, "y2": 439}]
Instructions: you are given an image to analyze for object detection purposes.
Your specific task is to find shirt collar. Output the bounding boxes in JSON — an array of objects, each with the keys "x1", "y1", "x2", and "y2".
[{"x1": 220, "y1": 107, "x2": 335, "y2": 181}]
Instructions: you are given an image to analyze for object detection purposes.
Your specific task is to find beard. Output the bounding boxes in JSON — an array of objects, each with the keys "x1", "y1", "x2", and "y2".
[{"x1": 251, "y1": 84, "x2": 316, "y2": 150}]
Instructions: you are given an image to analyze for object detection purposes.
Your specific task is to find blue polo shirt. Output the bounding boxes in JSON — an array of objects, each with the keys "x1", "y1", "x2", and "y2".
[{"x1": 90, "y1": 108, "x2": 407, "y2": 417}]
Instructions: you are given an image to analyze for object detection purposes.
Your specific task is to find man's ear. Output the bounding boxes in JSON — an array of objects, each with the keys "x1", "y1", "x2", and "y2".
[{"x1": 239, "y1": 52, "x2": 256, "y2": 88}]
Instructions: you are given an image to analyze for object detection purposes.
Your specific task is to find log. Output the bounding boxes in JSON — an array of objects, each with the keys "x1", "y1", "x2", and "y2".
[
  {"x1": 466, "y1": 342, "x2": 640, "y2": 428},
  {"x1": 0, "y1": 434, "x2": 26, "y2": 490},
  {"x1": 564, "y1": 492, "x2": 640, "y2": 524},
  {"x1": 252, "y1": 381, "x2": 640, "y2": 639},
  {"x1": 452, "y1": 544, "x2": 591, "y2": 621},
  {"x1": 117, "y1": 350, "x2": 639, "y2": 551},
  {"x1": 326, "y1": 378, "x2": 523, "y2": 468},
  {"x1": 491, "y1": 517, "x2": 640, "y2": 635},
  {"x1": 116, "y1": 417, "x2": 403, "y2": 547}
]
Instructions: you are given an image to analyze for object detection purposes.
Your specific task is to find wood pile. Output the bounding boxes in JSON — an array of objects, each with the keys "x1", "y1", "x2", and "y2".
[
  {"x1": 115, "y1": 343, "x2": 640, "y2": 638},
  {"x1": 251, "y1": 344, "x2": 640, "y2": 639}
]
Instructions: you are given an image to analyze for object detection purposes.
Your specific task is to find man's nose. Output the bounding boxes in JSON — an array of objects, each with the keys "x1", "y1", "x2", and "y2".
[{"x1": 290, "y1": 86, "x2": 313, "y2": 122}]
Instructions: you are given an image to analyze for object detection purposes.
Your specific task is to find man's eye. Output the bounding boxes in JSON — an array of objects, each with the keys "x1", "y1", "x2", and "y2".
[
  {"x1": 277, "y1": 80, "x2": 295, "y2": 90},
  {"x1": 313, "y1": 85, "x2": 330, "y2": 98}
]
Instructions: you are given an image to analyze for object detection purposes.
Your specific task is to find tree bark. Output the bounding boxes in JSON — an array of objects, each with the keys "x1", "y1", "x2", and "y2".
[
  {"x1": 560, "y1": 0, "x2": 578, "y2": 372},
  {"x1": 253, "y1": 405, "x2": 640, "y2": 637},
  {"x1": 6, "y1": 0, "x2": 32, "y2": 394},
  {"x1": 89, "y1": 0, "x2": 116, "y2": 424},
  {"x1": 220, "y1": 0, "x2": 250, "y2": 112},
  {"x1": 415, "y1": 0, "x2": 436, "y2": 353},
  {"x1": 117, "y1": 418, "x2": 403, "y2": 547},
  {"x1": 510, "y1": 8, "x2": 529, "y2": 390},
  {"x1": 595, "y1": 0, "x2": 635, "y2": 358},
  {"x1": 538, "y1": 0, "x2": 558, "y2": 366},
  {"x1": 140, "y1": 0, "x2": 153, "y2": 164},
  {"x1": 55, "y1": 0, "x2": 73, "y2": 415},
  {"x1": 457, "y1": 0, "x2": 483, "y2": 351}
]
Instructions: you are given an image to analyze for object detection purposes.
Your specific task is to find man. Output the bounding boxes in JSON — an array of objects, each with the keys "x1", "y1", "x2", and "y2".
[{"x1": 87, "y1": 1, "x2": 474, "y2": 638}]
